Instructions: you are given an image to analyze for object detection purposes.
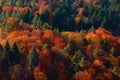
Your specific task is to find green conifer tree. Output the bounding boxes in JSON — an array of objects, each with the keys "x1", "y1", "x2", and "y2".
[
  {"x1": 19, "y1": 19, "x2": 24, "y2": 27},
  {"x1": 15, "y1": 0, "x2": 22, "y2": 7},
  {"x1": 27, "y1": 46, "x2": 39, "y2": 70},
  {"x1": 71, "y1": 50, "x2": 84, "y2": 71},
  {"x1": 36, "y1": 18, "x2": 42, "y2": 29},
  {"x1": 32, "y1": 14, "x2": 39, "y2": 27}
]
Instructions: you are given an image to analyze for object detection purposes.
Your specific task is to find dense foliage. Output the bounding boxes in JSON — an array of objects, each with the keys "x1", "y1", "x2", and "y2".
[
  {"x1": 0, "y1": 0, "x2": 120, "y2": 80},
  {"x1": 0, "y1": 0, "x2": 119, "y2": 35},
  {"x1": 0, "y1": 27, "x2": 120, "y2": 80}
]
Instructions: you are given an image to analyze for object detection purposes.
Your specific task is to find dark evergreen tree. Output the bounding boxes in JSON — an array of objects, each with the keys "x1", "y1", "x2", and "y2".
[
  {"x1": 101, "y1": 16, "x2": 107, "y2": 27},
  {"x1": 10, "y1": 42, "x2": 21, "y2": 64},
  {"x1": 24, "y1": 9, "x2": 33, "y2": 23},
  {"x1": 5, "y1": 41, "x2": 10, "y2": 53},
  {"x1": 0, "y1": 43, "x2": 3, "y2": 50},
  {"x1": 41, "y1": 10, "x2": 50, "y2": 23},
  {"x1": 1, "y1": 41, "x2": 10, "y2": 68},
  {"x1": 12, "y1": 0, "x2": 16, "y2": 6},
  {"x1": 0, "y1": 47, "x2": 9, "y2": 70},
  {"x1": 89, "y1": 11, "x2": 96, "y2": 26}
]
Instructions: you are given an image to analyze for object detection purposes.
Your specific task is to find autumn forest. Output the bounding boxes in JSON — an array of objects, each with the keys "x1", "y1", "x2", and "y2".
[{"x1": 0, "y1": 0, "x2": 120, "y2": 80}]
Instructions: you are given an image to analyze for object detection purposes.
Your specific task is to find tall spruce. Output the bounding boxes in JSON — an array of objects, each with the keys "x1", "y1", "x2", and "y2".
[
  {"x1": 0, "y1": 46, "x2": 9, "y2": 70},
  {"x1": 71, "y1": 50, "x2": 84, "y2": 72},
  {"x1": 32, "y1": 14, "x2": 39, "y2": 27},
  {"x1": 0, "y1": 43, "x2": 3, "y2": 50},
  {"x1": 10, "y1": 42, "x2": 21, "y2": 64},
  {"x1": 5, "y1": 41, "x2": 10, "y2": 53},
  {"x1": 27, "y1": 46, "x2": 39, "y2": 70}
]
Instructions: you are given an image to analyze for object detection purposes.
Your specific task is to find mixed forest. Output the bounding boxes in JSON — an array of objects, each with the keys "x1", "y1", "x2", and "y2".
[{"x1": 0, "y1": 0, "x2": 120, "y2": 80}]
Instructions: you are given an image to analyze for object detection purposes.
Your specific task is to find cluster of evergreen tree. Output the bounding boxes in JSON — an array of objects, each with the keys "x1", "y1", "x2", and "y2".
[
  {"x1": 0, "y1": 0, "x2": 119, "y2": 35},
  {"x1": 0, "y1": 42, "x2": 21, "y2": 69},
  {"x1": 87, "y1": 0, "x2": 120, "y2": 35},
  {"x1": 0, "y1": 41, "x2": 39, "y2": 75}
]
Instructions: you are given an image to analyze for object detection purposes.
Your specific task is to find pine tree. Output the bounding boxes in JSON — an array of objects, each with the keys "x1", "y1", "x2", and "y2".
[
  {"x1": 0, "y1": 43, "x2": 3, "y2": 50},
  {"x1": 101, "y1": 38, "x2": 108, "y2": 51},
  {"x1": 71, "y1": 50, "x2": 82, "y2": 64},
  {"x1": 71, "y1": 50, "x2": 84, "y2": 71},
  {"x1": 0, "y1": 12, "x2": 3, "y2": 20},
  {"x1": 15, "y1": 0, "x2": 22, "y2": 7},
  {"x1": 24, "y1": 9, "x2": 33, "y2": 23},
  {"x1": 42, "y1": 22, "x2": 50, "y2": 30},
  {"x1": 15, "y1": 10, "x2": 23, "y2": 22},
  {"x1": 110, "y1": 47, "x2": 115, "y2": 54},
  {"x1": 30, "y1": 0, "x2": 36, "y2": 8},
  {"x1": 89, "y1": 11, "x2": 96, "y2": 26},
  {"x1": 10, "y1": 42, "x2": 21, "y2": 64},
  {"x1": 0, "y1": 47, "x2": 9, "y2": 70},
  {"x1": 6, "y1": 10, "x2": 11, "y2": 17},
  {"x1": 5, "y1": 41, "x2": 10, "y2": 53},
  {"x1": 27, "y1": 46, "x2": 39, "y2": 70},
  {"x1": 54, "y1": 28, "x2": 60, "y2": 35},
  {"x1": 93, "y1": 47, "x2": 99, "y2": 57},
  {"x1": 32, "y1": 14, "x2": 39, "y2": 27},
  {"x1": 13, "y1": 0, "x2": 16, "y2": 6},
  {"x1": 7, "y1": 0, "x2": 13, "y2": 6},
  {"x1": 12, "y1": 42, "x2": 19, "y2": 55},
  {"x1": 24, "y1": 0, "x2": 30, "y2": 6},
  {"x1": 36, "y1": 18, "x2": 42, "y2": 29},
  {"x1": 42, "y1": 43, "x2": 48, "y2": 50},
  {"x1": 19, "y1": 19, "x2": 24, "y2": 27},
  {"x1": 101, "y1": 16, "x2": 107, "y2": 27},
  {"x1": 12, "y1": 10, "x2": 16, "y2": 18},
  {"x1": 0, "y1": 12, "x2": 6, "y2": 25},
  {"x1": 5, "y1": 22, "x2": 10, "y2": 32}
]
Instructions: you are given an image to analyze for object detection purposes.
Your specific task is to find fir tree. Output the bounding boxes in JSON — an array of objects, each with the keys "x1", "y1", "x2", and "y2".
[
  {"x1": 71, "y1": 50, "x2": 82, "y2": 64},
  {"x1": 32, "y1": 14, "x2": 39, "y2": 27},
  {"x1": 0, "y1": 43, "x2": 3, "y2": 50},
  {"x1": 54, "y1": 28, "x2": 60, "y2": 35},
  {"x1": 101, "y1": 16, "x2": 107, "y2": 27},
  {"x1": 5, "y1": 41, "x2": 10, "y2": 53},
  {"x1": 71, "y1": 50, "x2": 84, "y2": 71},
  {"x1": 42, "y1": 22, "x2": 50, "y2": 30},
  {"x1": 19, "y1": 19, "x2": 24, "y2": 27},
  {"x1": 24, "y1": 9, "x2": 33, "y2": 23},
  {"x1": 10, "y1": 42, "x2": 21, "y2": 64},
  {"x1": 110, "y1": 47, "x2": 115, "y2": 54},
  {"x1": 89, "y1": 11, "x2": 96, "y2": 25},
  {"x1": 36, "y1": 18, "x2": 42, "y2": 29},
  {"x1": 15, "y1": 0, "x2": 22, "y2": 7},
  {"x1": 27, "y1": 46, "x2": 39, "y2": 70},
  {"x1": 0, "y1": 47, "x2": 9, "y2": 70},
  {"x1": 101, "y1": 38, "x2": 108, "y2": 51},
  {"x1": 15, "y1": 10, "x2": 23, "y2": 22}
]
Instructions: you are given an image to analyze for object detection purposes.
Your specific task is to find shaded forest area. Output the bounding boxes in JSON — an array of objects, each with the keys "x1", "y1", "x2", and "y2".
[{"x1": 0, "y1": 0, "x2": 119, "y2": 35}]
